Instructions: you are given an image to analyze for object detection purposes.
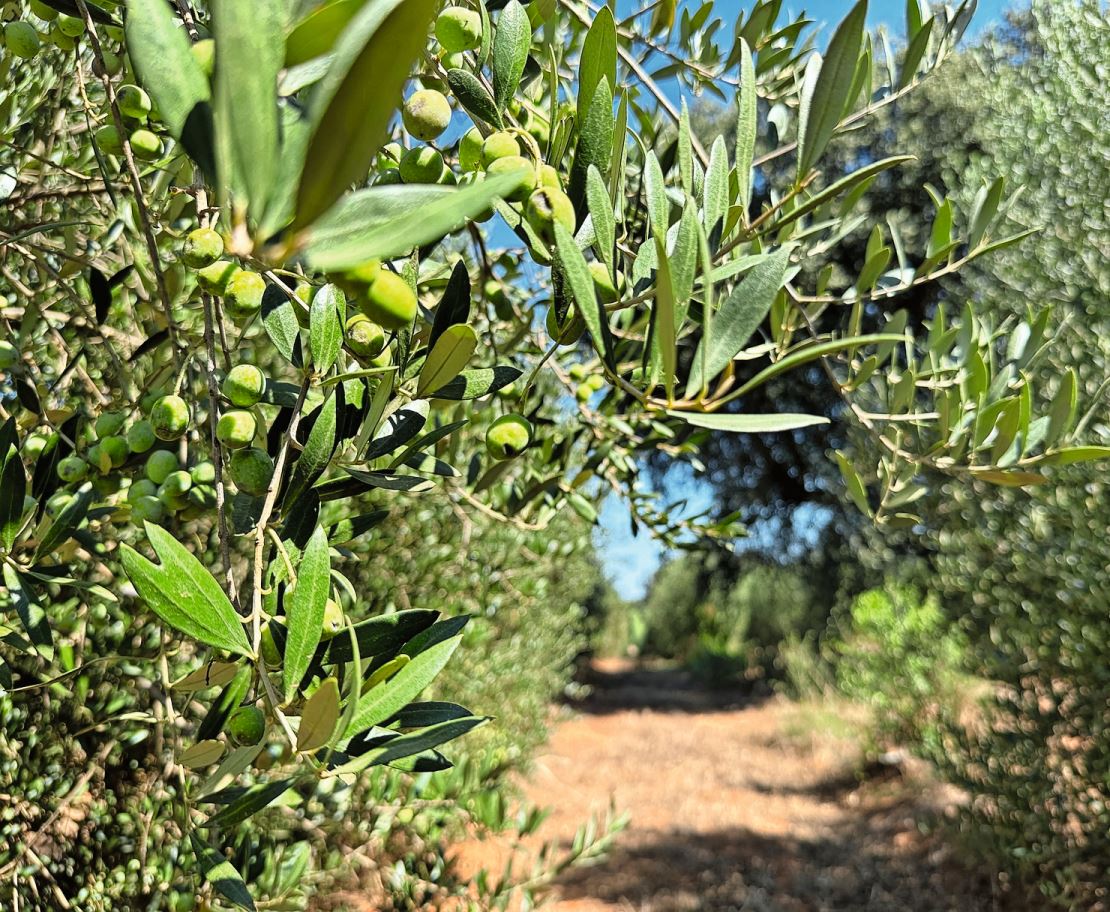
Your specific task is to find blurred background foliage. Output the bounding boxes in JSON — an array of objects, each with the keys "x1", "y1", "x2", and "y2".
[{"x1": 605, "y1": 1, "x2": 1109, "y2": 906}]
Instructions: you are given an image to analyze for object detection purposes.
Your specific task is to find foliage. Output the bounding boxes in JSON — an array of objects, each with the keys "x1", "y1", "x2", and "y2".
[
  {"x1": 0, "y1": 0, "x2": 1103, "y2": 907},
  {"x1": 829, "y1": 585, "x2": 969, "y2": 752}
]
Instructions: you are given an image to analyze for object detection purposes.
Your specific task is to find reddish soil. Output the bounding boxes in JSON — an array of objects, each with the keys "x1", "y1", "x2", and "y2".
[
  {"x1": 452, "y1": 659, "x2": 1014, "y2": 912},
  {"x1": 333, "y1": 659, "x2": 1027, "y2": 911}
]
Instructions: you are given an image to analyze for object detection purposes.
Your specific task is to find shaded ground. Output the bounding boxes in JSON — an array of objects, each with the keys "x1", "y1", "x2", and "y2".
[{"x1": 455, "y1": 658, "x2": 1014, "y2": 912}]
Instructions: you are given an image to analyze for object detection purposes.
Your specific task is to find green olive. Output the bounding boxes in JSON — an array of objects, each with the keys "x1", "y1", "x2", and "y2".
[
  {"x1": 225, "y1": 705, "x2": 266, "y2": 747},
  {"x1": 360, "y1": 272, "x2": 417, "y2": 331},
  {"x1": 95, "y1": 124, "x2": 123, "y2": 156},
  {"x1": 101, "y1": 436, "x2": 130, "y2": 468},
  {"x1": 129, "y1": 129, "x2": 163, "y2": 161},
  {"x1": 345, "y1": 314, "x2": 387, "y2": 360},
  {"x1": 222, "y1": 364, "x2": 266, "y2": 408},
  {"x1": 486, "y1": 414, "x2": 533, "y2": 460},
  {"x1": 54, "y1": 13, "x2": 84, "y2": 38},
  {"x1": 128, "y1": 479, "x2": 158, "y2": 503},
  {"x1": 399, "y1": 146, "x2": 446, "y2": 184},
  {"x1": 6, "y1": 20, "x2": 43, "y2": 59},
  {"x1": 189, "y1": 461, "x2": 216, "y2": 485},
  {"x1": 145, "y1": 449, "x2": 180, "y2": 485},
  {"x1": 131, "y1": 494, "x2": 165, "y2": 525},
  {"x1": 216, "y1": 410, "x2": 257, "y2": 450},
  {"x1": 150, "y1": 395, "x2": 190, "y2": 441},
  {"x1": 190, "y1": 38, "x2": 215, "y2": 78},
  {"x1": 459, "y1": 126, "x2": 484, "y2": 173},
  {"x1": 159, "y1": 470, "x2": 193, "y2": 498},
  {"x1": 182, "y1": 227, "x2": 224, "y2": 270},
  {"x1": 94, "y1": 412, "x2": 126, "y2": 438},
  {"x1": 481, "y1": 131, "x2": 521, "y2": 167},
  {"x1": 435, "y1": 6, "x2": 482, "y2": 53},
  {"x1": 524, "y1": 186, "x2": 576, "y2": 242},
  {"x1": 320, "y1": 599, "x2": 345, "y2": 640},
  {"x1": 116, "y1": 85, "x2": 152, "y2": 121},
  {"x1": 56, "y1": 456, "x2": 87, "y2": 483},
  {"x1": 486, "y1": 155, "x2": 536, "y2": 202},
  {"x1": 229, "y1": 447, "x2": 274, "y2": 496},
  {"x1": 224, "y1": 270, "x2": 266, "y2": 318},
  {"x1": 196, "y1": 260, "x2": 237, "y2": 295},
  {"x1": 0, "y1": 340, "x2": 18, "y2": 370},
  {"x1": 402, "y1": 89, "x2": 452, "y2": 141},
  {"x1": 126, "y1": 420, "x2": 157, "y2": 454}
]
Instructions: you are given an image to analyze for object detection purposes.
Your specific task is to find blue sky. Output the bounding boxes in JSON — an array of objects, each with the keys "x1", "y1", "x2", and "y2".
[{"x1": 596, "y1": 0, "x2": 1020, "y2": 601}]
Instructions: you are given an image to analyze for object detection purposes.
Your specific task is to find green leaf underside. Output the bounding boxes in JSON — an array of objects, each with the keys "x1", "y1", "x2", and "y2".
[
  {"x1": 303, "y1": 175, "x2": 520, "y2": 270},
  {"x1": 669, "y1": 411, "x2": 831, "y2": 432},
  {"x1": 283, "y1": 526, "x2": 331, "y2": 701}
]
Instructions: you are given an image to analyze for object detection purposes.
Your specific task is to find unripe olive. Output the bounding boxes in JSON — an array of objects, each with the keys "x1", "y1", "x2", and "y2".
[
  {"x1": 320, "y1": 599, "x2": 345, "y2": 640},
  {"x1": 190, "y1": 38, "x2": 215, "y2": 78},
  {"x1": 568, "y1": 363, "x2": 588, "y2": 381},
  {"x1": 132, "y1": 494, "x2": 165, "y2": 524},
  {"x1": 539, "y1": 163, "x2": 562, "y2": 190},
  {"x1": 260, "y1": 623, "x2": 282, "y2": 667},
  {"x1": 4, "y1": 21, "x2": 40, "y2": 59},
  {"x1": 360, "y1": 272, "x2": 416, "y2": 331},
  {"x1": 24, "y1": 435, "x2": 47, "y2": 460},
  {"x1": 437, "y1": 167, "x2": 458, "y2": 186},
  {"x1": 29, "y1": 1, "x2": 58, "y2": 21},
  {"x1": 182, "y1": 227, "x2": 224, "y2": 269},
  {"x1": 486, "y1": 155, "x2": 536, "y2": 202},
  {"x1": 575, "y1": 381, "x2": 592, "y2": 402},
  {"x1": 546, "y1": 305, "x2": 584, "y2": 346},
  {"x1": 399, "y1": 146, "x2": 445, "y2": 184},
  {"x1": 374, "y1": 167, "x2": 403, "y2": 186},
  {"x1": 524, "y1": 186, "x2": 576, "y2": 242},
  {"x1": 129, "y1": 129, "x2": 163, "y2": 161},
  {"x1": 145, "y1": 449, "x2": 179, "y2": 484},
  {"x1": 345, "y1": 314, "x2": 387, "y2": 360},
  {"x1": 402, "y1": 89, "x2": 452, "y2": 141},
  {"x1": 190, "y1": 461, "x2": 216, "y2": 485},
  {"x1": 56, "y1": 455, "x2": 87, "y2": 483},
  {"x1": 46, "y1": 491, "x2": 73, "y2": 517},
  {"x1": 586, "y1": 374, "x2": 606, "y2": 393},
  {"x1": 229, "y1": 447, "x2": 274, "y2": 496},
  {"x1": 379, "y1": 141, "x2": 403, "y2": 165},
  {"x1": 216, "y1": 410, "x2": 257, "y2": 450},
  {"x1": 126, "y1": 420, "x2": 156, "y2": 454},
  {"x1": 54, "y1": 13, "x2": 84, "y2": 37},
  {"x1": 486, "y1": 414, "x2": 533, "y2": 460},
  {"x1": 370, "y1": 345, "x2": 393, "y2": 370},
  {"x1": 459, "y1": 127, "x2": 484, "y2": 173},
  {"x1": 187, "y1": 484, "x2": 216, "y2": 509},
  {"x1": 435, "y1": 6, "x2": 481, "y2": 53},
  {"x1": 226, "y1": 705, "x2": 265, "y2": 747},
  {"x1": 48, "y1": 23, "x2": 75, "y2": 51},
  {"x1": 0, "y1": 340, "x2": 19, "y2": 370},
  {"x1": 117, "y1": 85, "x2": 151, "y2": 121},
  {"x1": 224, "y1": 270, "x2": 266, "y2": 318},
  {"x1": 589, "y1": 261, "x2": 620, "y2": 303},
  {"x1": 159, "y1": 487, "x2": 190, "y2": 512},
  {"x1": 150, "y1": 395, "x2": 190, "y2": 440},
  {"x1": 159, "y1": 470, "x2": 192, "y2": 498},
  {"x1": 94, "y1": 411, "x2": 126, "y2": 438},
  {"x1": 196, "y1": 259, "x2": 237, "y2": 295},
  {"x1": 86, "y1": 443, "x2": 106, "y2": 474},
  {"x1": 481, "y1": 131, "x2": 521, "y2": 167},
  {"x1": 93, "y1": 48, "x2": 122, "y2": 77},
  {"x1": 222, "y1": 364, "x2": 266, "y2": 408},
  {"x1": 128, "y1": 478, "x2": 158, "y2": 503},
  {"x1": 95, "y1": 124, "x2": 123, "y2": 156},
  {"x1": 342, "y1": 259, "x2": 382, "y2": 290},
  {"x1": 101, "y1": 436, "x2": 130, "y2": 468}
]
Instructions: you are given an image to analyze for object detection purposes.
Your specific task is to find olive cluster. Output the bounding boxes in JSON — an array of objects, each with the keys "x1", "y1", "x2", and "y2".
[{"x1": 1, "y1": 0, "x2": 106, "y2": 60}]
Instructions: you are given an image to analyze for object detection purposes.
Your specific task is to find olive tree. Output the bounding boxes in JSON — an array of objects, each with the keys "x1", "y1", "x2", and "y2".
[{"x1": 0, "y1": 0, "x2": 1104, "y2": 907}]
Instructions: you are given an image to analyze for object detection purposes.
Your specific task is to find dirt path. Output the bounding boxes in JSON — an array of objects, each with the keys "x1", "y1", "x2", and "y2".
[{"x1": 458, "y1": 659, "x2": 1008, "y2": 912}]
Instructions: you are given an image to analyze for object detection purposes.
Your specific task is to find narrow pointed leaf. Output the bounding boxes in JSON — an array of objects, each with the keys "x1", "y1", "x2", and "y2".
[
  {"x1": 294, "y1": 0, "x2": 438, "y2": 229},
  {"x1": 735, "y1": 38, "x2": 757, "y2": 215},
  {"x1": 555, "y1": 222, "x2": 613, "y2": 366},
  {"x1": 309, "y1": 284, "x2": 345, "y2": 374},
  {"x1": 686, "y1": 246, "x2": 792, "y2": 395},
  {"x1": 284, "y1": 525, "x2": 331, "y2": 701},
  {"x1": 417, "y1": 325, "x2": 478, "y2": 397},
  {"x1": 191, "y1": 835, "x2": 256, "y2": 911},
  {"x1": 578, "y1": 4, "x2": 616, "y2": 126},
  {"x1": 492, "y1": 1, "x2": 531, "y2": 112},
  {"x1": 297, "y1": 677, "x2": 341, "y2": 751}
]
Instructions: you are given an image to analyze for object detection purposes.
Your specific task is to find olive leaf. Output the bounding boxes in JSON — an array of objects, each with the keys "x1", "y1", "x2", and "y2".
[
  {"x1": 121, "y1": 522, "x2": 252, "y2": 657},
  {"x1": 417, "y1": 325, "x2": 478, "y2": 397},
  {"x1": 283, "y1": 526, "x2": 331, "y2": 702},
  {"x1": 297, "y1": 677, "x2": 341, "y2": 751}
]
